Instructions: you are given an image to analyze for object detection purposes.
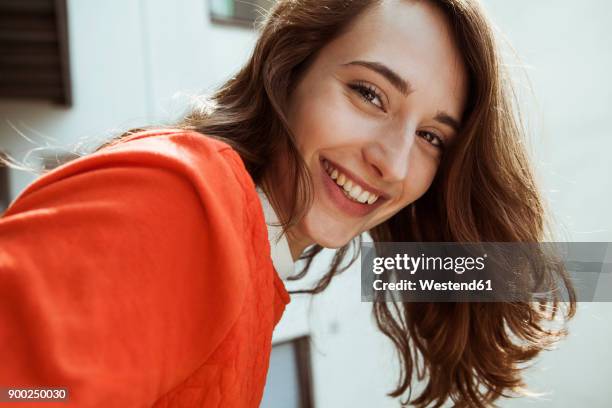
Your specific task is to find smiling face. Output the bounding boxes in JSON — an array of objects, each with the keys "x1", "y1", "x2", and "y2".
[{"x1": 283, "y1": 0, "x2": 469, "y2": 251}]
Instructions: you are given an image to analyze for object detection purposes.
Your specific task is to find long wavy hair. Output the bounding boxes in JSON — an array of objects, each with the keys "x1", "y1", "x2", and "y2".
[{"x1": 3, "y1": 0, "x2": 576, "y2": 406}]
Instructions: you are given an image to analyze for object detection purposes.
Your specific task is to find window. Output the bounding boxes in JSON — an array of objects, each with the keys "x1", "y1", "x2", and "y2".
[
  {"x1": 261, "y1": 336, "x2": 314, "y2": 408},
  {"x1": 0, "y1": 153, "x2": 9, "y2": 213},
  {"x1": 0, "y1": 0, "x2": 72, "y2": 105},
  {"x1": 209, "y1": 0, "x2": 275, "y2": 28}
]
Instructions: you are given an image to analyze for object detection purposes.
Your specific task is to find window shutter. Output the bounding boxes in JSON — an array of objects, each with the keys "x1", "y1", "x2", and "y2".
[{"x1": 0, "y1": 0, "x2": 72, "y2": 106}]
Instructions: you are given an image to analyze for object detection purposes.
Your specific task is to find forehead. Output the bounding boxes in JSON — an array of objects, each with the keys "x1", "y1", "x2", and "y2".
[{"x1": 316, "y1": 0, "x2": 468, "y2": 118}]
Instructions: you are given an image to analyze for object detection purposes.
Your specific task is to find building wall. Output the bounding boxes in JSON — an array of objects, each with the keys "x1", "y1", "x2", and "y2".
[
  {"x1": 0, "y1": 0, "x2": 259, "y2": 201},
  {"x1": 1, "y1": 1, "x2": 610, "y2": 406}
]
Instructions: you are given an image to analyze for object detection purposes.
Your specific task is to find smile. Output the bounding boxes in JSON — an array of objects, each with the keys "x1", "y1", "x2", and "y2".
[
  {"x1": 323, "y1": 160, "x2": 380, "y2": 204},
  {"x1": 319, "y1": 157, "x2": 387, "y2": 218}
]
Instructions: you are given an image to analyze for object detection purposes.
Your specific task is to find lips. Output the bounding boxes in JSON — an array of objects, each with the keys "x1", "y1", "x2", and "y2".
[
  {"x1": 323, "y1": 159, "x2": 380, "y2": 204},
  {"x1": 319, "y1": 156, "x2": 387, "y2": 217}
]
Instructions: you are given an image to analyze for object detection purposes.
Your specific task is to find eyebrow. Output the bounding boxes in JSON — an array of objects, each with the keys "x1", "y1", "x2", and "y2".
[
  {"x1": 341, "y1": 59, "x2": 462, "y2": 133},
  {"x1": 434, "y1": 111, "x2": 461, "y2": 134},
  {"x1": 342, "y1": 60, "x2": 414, "y2": 96}
]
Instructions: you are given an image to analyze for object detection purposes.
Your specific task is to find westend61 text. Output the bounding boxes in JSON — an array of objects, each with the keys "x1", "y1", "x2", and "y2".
[{"x1": 373, "y1": 279, "x2": 493, "y2": 292}]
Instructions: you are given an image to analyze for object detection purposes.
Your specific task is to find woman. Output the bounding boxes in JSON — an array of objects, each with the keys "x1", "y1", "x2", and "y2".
[{"x1": 0, "y1": 0, "x2": 575, "y2": 407}]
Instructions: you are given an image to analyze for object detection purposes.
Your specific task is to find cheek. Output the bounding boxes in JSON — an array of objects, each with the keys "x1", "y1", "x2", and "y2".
[
  {"x1": 291, "y1": 87, "x2": 373, "y2": 156},
  {"x1": 398, "y1": 153, "x2": 440, "y2": 205}
]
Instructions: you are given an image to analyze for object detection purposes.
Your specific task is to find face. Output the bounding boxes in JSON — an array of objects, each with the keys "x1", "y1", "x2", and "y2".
[{"x1": 284, "y1": 0, "x2": 468, "y2": 250}]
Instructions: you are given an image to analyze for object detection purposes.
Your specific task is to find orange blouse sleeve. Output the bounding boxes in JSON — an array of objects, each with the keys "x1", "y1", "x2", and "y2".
[{"x1": 0, "y1": 135, "x2": 250, "y2": 406}]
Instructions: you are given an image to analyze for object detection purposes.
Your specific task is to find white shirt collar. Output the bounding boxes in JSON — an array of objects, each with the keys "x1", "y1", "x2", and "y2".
[{"x1": 256, "y1": 187, "x2": 296, "y2": 280}]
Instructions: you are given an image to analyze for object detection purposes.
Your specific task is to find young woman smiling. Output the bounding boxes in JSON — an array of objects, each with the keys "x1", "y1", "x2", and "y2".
[{"x1": 0, "y1": 0, "x2": 576, "y2": 407}]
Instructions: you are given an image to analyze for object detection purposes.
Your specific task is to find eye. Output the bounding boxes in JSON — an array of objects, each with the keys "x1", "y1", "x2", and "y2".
[
  {"x1": 348, "y1": 81, "x2": 386, "y2": 111},
  {"x1": 417, "y1": 130, "x2": 445, "y2": 150}
]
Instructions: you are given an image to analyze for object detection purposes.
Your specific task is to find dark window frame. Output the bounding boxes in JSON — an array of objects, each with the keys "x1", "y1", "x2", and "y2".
[
  {"x1": 0, "y1": 152, "x2": 10, "y2": 213},
  {"x1": 208, "y1": 0, "x2": 272, "y2": 29},
  {"x1": 0, "y1": 0, "x2": 72, "y2": 106},
  {"x1": 269, "y1": 335, "x2": 315, "y2": 408}
]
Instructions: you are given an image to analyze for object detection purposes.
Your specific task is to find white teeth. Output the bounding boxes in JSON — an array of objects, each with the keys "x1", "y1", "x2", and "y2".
[
  {"x1": 357, "y1": 190, "x2": 370, "y2": 203},
  {"x1": 323, "y1": 160, "x2": 380, "y2": 205}
]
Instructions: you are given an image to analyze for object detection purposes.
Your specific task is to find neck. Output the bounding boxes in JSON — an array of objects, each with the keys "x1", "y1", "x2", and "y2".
[
  {"x1": 261, "y1": 153, "x2": 314, "y2": 262},
  {"x1": 286, "y1": 226, "x2": 312, "y2": 262},
  {"x1": 262, "y1": 186, "x2": 312, "y2": 262}
]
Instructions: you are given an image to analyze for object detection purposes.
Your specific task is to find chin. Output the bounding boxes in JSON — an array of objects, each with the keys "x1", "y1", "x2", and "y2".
[
  {"x1": 300, "y1": 211, "x2": 360, "y2": 249},
  {"x1": 312, "y1": 234, "x2": 351, "y2": 249}
]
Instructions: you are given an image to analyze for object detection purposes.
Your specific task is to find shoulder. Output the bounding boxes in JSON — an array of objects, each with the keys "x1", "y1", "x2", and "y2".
[
  {"x1": 0, "y1": 129, "x2": 257, "y2": 405},
  {"x1": 106, "y1": 128, "x2": 256, "y2": 203},
  {"x1": 1, "y1": 128, "x2": 257, "y2": 316},
  {"x1": 11, "y1": 128, "x2": 256, "y2": 225},
  {"x1": 101, "y1": 127, "x2": 253, "y2": 189}
]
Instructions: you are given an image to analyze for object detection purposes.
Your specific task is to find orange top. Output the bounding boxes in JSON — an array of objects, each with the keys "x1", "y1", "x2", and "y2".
[{"x1": 0, "y1": 128, "x2": 291, "y2": 407}]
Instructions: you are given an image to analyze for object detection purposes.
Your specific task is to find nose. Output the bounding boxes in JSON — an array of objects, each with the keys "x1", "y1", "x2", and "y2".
[{"x1": 363, "y1": 123, "x2": 416, "y2": 182}]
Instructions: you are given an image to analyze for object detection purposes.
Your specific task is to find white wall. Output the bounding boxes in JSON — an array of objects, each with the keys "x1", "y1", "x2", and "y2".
[
  {"x1": 1, "y1": 1, "x2": 611, "y2": 407},
  {"x1": 481, "y1": 1, "x2": 612, "y2": 406},
  {"x1": 0, "y1": 0, "x2": 258, "y2": 201}
]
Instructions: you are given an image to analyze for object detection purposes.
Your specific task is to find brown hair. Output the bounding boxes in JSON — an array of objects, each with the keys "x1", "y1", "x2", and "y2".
[{"x1": 6, "y1": 0, "x2": 576, "y2": 406}]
